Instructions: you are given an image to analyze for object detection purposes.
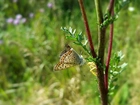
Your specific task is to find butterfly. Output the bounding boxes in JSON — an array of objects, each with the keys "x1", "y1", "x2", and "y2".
[{"x1": 54, "y1": 44, "x2": 85, "y2": 71}]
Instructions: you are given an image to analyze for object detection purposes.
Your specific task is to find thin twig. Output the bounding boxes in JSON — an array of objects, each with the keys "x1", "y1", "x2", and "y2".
[
  {"x1": 108, "y1": 0, "x2": 115, "y2": 14},
  {"x1": 78, "y1": 0, "x2": 97, "y2": 58},
  {"x1": 105, "y1": 17, "x2": 114, "y2": 90},
  {"x1": 105, "y1": 0, "x2": 115, "y2": 91}
]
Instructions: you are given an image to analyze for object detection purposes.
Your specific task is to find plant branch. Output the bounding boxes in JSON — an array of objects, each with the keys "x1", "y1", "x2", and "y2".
[
  {"x1": 105, "y1": 0, "x2": 115, "y2": 92},
  {"x1": 95, "y1": 0, "x2": 106, "y2": 62},
  {"x1": 108, "y1": 0, "x2": 115, "y2": 14},
  {"x1": 94, "y1": 0, "x2": 107, "y2": 105},
  {"x1": 105, "y1": 18, "x2": 114, "y2": 91},
  {"x1": 78, "y1": 0, "x2": 97, "y2": 58}
]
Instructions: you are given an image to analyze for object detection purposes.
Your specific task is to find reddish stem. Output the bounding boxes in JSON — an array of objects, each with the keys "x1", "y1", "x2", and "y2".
[
  {"x1": 78, "y1": 0, "x2": 97, "y2": 58},
  {"x1": 105, "y1": 0, "x2": 115, "y2": 90},
  {"x1": 108, "y1": 0, "x2": 115, "y2": 14},
  {"x1": 105, "y1": 20, "x2": 114, "y2": 90}
]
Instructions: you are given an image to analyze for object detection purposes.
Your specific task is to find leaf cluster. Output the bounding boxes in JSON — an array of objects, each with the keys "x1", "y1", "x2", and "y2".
[
  {"x1": 61, "y1": 27, "x2": 90, "y2": 55},
  {"x1": 101, "y1": 0, "x2": 132, "y2": 28},
  {"x1": 108, "y1": 51, "x2": 127, "y2": 99}
]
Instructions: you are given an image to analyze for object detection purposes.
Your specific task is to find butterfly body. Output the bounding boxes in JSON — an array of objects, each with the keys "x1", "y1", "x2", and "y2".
[{"x1": 54, "y1": 45, "x2": 84, "y2": 71}]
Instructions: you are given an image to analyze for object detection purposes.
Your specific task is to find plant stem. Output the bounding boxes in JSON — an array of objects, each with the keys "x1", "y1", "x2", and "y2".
[
  {"x1": 105, "y1": 19, "x2": 114, "y2": 90},
  {"x1": 94, "y1": 0, "x2": 107, "y2": 104},
  {"x1": 108, "y1": 0, "x2": 115, "y2": 14},
  {"x1": 78, "y1": 0, "x2": 97, "y2": 58},
  {"x1": 105, "y1": 0, "x2": 115, "y2": 92}
]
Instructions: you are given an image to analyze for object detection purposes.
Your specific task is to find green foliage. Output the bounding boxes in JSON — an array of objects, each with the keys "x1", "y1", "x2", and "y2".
[
  {"x1": 115, "y1": 0, "x2": 132, "y2": 13},
  {"x1": 101, "y1": 12, "x2": 117, "y2": 28},
  {"x1": 108, "y1": 51, "x2": 127, "y2": 101},
  {"x1": 61, "y1": 27, "x2": 91, "y2": 55},
  {"x1": 101, "y1": 0, "x2": 132, "y2": 28}
]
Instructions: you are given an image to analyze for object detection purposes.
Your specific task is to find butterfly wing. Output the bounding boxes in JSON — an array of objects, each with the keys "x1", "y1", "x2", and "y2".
[
  {"x1": 54, "y1": 45, "x2": 84, "y2": 71},
  {"x1": 60, "y1": 48, "x2": 72, "y2": 62},
  {"x1": 59, "y1": 44, "x2": 71, "y2": 57},
  {"x1": 53, "y1": 62, "x2": 74, "y2": 71},
  {"x1": 60, "y1": 48, "x2": 83, "y2": 65}
]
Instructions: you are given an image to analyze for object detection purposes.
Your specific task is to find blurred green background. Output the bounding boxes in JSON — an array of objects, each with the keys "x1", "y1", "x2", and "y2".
[{"x1": 0, "y1": 0, "x2": 140, "y2": 105}]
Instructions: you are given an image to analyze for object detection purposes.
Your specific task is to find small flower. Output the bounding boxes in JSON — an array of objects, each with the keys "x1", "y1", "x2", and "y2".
[
  {"x1": 29, "y1": 13, "x2": 34, "y2": 18},
  {"x1": 13, "y1": 0, "x2": 18, "y2": 3},
  {"x1": 21, "y1": 18, "x2": 26, "y2": 23},
  {"x1": 6, "y1": 18, "x2": 13, "y2": 23},
  {"x1": 13, "y1": 19, "x2": 20, "y2": 25},
  {"x1": 39, "y1": 8, "x2": 45, "y2": 13},
  {"x1": 47, "y1": 2, "x2": 53, "y2": 8},
  {"x1": 16, "y1": 14, "x2": 22, "y2": 20},
  {"x1": 128, "y1": 7, "x2": 134, "y2": 12}
]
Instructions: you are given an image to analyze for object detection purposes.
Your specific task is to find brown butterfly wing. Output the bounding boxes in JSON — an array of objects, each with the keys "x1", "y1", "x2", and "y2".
[
  {"x1": 54, "y1": 45, "x2": 83, "y2": 71},
  {"x1": 59, "y1": 44, "x2": 71, "y2": 57},
  {"x1": 53, "y1": 62, "x2": 74, "y2": 71},
  {"x1": 59, "y1": 48, "x2": 73, "y2": 62},
  {"x1": 61, "y1": 49, "x2": 82, "y2": 65}
]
